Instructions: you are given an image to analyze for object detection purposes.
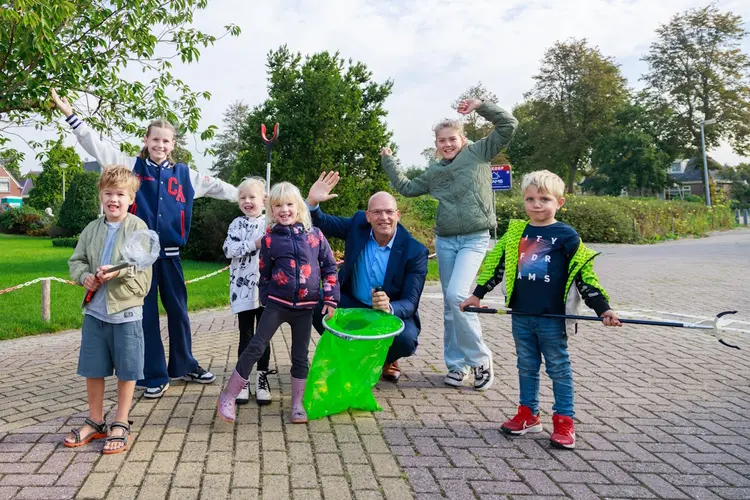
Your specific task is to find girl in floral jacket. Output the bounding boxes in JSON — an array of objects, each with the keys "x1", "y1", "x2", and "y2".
[{"x1": 217, "y1": 182, "x2": 339, "y2": 424}]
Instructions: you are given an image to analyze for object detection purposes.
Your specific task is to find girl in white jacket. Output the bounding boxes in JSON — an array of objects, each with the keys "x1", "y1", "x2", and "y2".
[{"x1": 223, "y1": 177, "x2": 275, "y2": 404}]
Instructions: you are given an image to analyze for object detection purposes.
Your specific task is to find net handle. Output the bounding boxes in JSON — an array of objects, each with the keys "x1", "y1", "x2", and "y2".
[{"x1": 321, "y1": 316, "x2": 404, "y2": 341}]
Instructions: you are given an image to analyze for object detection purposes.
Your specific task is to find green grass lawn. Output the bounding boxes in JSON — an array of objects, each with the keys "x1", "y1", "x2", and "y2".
[{"x1": 0, "y1": 234, "x2": 439, "y2": 340}]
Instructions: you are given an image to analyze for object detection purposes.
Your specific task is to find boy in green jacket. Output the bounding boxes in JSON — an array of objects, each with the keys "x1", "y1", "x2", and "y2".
[
  {"x1": 461, "y1": 170, "x2": 621, "y2": 449},
  {"x1": 65, "y1": 165, "x2": 152, "y2": 454}
]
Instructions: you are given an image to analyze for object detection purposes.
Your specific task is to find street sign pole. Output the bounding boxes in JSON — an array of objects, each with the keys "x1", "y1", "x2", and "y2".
[{"x1": 491, "y1": 164, "x2": 512, "y2": 243}]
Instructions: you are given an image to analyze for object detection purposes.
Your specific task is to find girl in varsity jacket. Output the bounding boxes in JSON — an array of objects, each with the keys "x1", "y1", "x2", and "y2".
[
  {"x1": 218, "y1": 182, "x2": 339, "y2": 425},
  {"x1": 51, "y1": 89, "x2": 238, "y2": 400}
]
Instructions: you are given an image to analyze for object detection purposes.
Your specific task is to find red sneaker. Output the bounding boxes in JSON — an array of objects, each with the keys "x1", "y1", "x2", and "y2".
[
  {"x1": 501, "y1": 405, "x2": 543, "y2": 435},
  {"x1": 550, "y1": 414, "x2": 576, "y2": 449}
]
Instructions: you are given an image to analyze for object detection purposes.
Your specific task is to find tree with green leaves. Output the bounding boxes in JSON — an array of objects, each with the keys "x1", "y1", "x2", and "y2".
[
  {"x1": 0, "y1": 149, "x2": 24, "y2": 182},
  {"x1": 722, "y1": 163, "x2": 750, "y2": 203},
  {"x1": 26, "y1": 142, "x2": 82, "y2": 211},
  {"x1": 512, "y1": 39, "x2": 629, "y2": 192},
  {"x1": 232, "y1": 46, "x2": 394, "y2": 217},
  {"x1": 588, "y1": 104, "x2": 675, "y2": 196},
  {"x1": 57, "y1": 171, "x2": 101, "y2": 234},
  {"x1": 211, "y1": 101, "x2": 249, "y2": 181},
  {"x1": 172, "y1": 133, "x2": 196, "y2": 168},
  {"x1": 450, "y1": 82, "x2": 499, "y2": 142},
  {"x1": 0, "y1": 0, "x2": 240, "y2": 149},
  {"x1": 641, "y1": 5, "x2": 750, "y2": 155}
]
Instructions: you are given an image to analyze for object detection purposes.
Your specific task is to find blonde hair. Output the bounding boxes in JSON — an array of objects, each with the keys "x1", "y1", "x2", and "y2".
[
  {"x1": 98, "y1": 165, "x2": 140, "y2": 197},
  {"x1": 432, "y1": 119, "x2": 466, "y2": 160},
  {"x1": 266, "y1": 182, "x2": 311, "y2": 231},
  {"x1": 138, "y1": 119, "x2": 176, "y2": 163},
  {"x1": 237, "y1": 176, "x2": 266, "y2": 199},
  {"x1": 433, "y1": 118, "x2": 464, "y2": 137},
  {"x1": 521, "y1": 170, "x2": 566, "y2": 199}
]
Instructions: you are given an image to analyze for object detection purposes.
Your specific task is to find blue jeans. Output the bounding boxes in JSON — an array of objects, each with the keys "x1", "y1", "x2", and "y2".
[
  {"x1": 511, "y1": 315, "x2": 574, "y2": 417},
  {"x1": 436, "y1": 230, "x2": 492, "y2": 373}
]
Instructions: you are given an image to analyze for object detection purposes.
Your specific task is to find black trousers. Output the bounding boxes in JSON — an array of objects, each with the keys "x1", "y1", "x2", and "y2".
[
  {"x1": 237, "y1": 307, "x2": 269, "y2": 371},
  {"x1": 236, "y1": 301, "x2": 313, "y2": 380}
]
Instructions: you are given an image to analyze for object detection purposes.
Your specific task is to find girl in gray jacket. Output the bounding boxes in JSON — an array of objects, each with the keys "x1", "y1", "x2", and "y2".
[{"x1": 381, "y1": 97, "x2": 518, "y2": 392}]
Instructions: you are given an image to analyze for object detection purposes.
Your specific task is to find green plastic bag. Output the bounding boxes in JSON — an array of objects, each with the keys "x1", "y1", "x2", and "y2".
[{"x1": 303, "y1": 308, "x2": 404, "y2": 420}]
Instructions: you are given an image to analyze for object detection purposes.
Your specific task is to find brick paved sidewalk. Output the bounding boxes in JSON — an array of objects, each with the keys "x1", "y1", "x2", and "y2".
[{"x1": 1, "y1": 230, "x2": 749, "y2": 500}]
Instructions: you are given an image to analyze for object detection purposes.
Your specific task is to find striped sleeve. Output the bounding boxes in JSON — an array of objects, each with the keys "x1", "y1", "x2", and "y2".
[
  {"x1": 66, "y1": 114, "x2": 136, "y2": 170},
  {"x1": 473, "y1": 233, "x2": 507, "y2": 299}
]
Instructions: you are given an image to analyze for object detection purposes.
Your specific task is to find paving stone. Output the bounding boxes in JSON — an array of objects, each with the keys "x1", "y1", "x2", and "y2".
[{"x1": 2, "y1": 232, "x2": 750, "y2": 500}]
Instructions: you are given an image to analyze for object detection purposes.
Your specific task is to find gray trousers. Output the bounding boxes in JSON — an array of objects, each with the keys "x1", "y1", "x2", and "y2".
[{"x1": 235, "y1": 301, "x2": 313, "y2": 379}]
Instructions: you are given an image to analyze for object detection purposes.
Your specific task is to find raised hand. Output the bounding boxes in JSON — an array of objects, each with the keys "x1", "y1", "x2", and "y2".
[
  {"x1": 457, "y1": 99, "x2": 482, "y2": 115},
  {"x1": 50, "y1": 88, "x2": 73, "y2": 117},
  {"x1": 306, "y1": 171, "x2": 340, "y2": 207},
  {"x1": 380, "y1": 147, "x2": 393, "y2": 156}
]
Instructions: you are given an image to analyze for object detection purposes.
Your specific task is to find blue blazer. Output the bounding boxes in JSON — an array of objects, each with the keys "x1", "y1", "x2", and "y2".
[{"x1": 311, "y1": 206, "x2": 429, "y2": 326}]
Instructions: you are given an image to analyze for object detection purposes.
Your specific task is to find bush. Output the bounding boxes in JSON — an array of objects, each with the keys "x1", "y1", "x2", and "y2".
[
  {"x1": 182, "y1": 198, "x2": 243, "y2": 262},
  {"x1": 397, "y1": 194, "x2": 735, "y2": 246},
  {"x1": 0, "y1": 206, "x2": 52, "y2": 235},
  {"x1": 57, "y1": 171, "x2": 101, "y2": 234},
  {"x1": 52, "y1": 236, "x2": 79, "y2": 248}
]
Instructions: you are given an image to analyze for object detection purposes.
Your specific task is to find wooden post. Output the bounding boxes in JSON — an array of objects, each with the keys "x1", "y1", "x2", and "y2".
[
  {"x1": 41, "y1": 279, "x2": 51, "y2": 322},
  {"x1": 744, "y1": 209, "x2": 749, "y2": 227}
]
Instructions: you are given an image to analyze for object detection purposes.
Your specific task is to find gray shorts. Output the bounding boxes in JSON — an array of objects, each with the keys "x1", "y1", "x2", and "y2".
[{"x1": 77, "y1": 314, "x2": 145, "y2": 381}]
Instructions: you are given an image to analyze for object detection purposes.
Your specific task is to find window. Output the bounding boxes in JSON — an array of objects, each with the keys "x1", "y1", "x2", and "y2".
[
  {"x1": 670, "y1": 162, "x2": 682, "y2": 173},
  {"x1": 0, "y1": 178, "x2": 10, "y2": 193},
  {"x1": 683, "y1": 185, "x2": 691, "y2": 193}
]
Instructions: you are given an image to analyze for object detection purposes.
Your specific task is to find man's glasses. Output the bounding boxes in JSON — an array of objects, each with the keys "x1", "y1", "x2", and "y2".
[{"x1": 368, "y1": 209, "x2": 397, "y2": 217}]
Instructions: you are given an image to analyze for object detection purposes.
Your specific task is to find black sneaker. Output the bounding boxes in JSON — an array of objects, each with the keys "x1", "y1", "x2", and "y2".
[
  {"x1": 143, "y1": 383, "x2": 169, "y2": 399},
  {"x1": 473, "y1": 361, "x2": 494, "y2": 391},
  {"x1": 180, "y1": 366, "x2": 216, "y2": 384}
]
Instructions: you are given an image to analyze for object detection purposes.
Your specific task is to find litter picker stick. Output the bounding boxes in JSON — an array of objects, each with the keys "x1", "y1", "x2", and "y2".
[
  {"x1": 83, "y1": 229, "x2": 160, "y2": 305},
  {"x1": 463, "y1": 307, "x2": 740, "y2": 349},
  {"x1": 261, "y1": 123, "x2": 279, "y2": 194}
]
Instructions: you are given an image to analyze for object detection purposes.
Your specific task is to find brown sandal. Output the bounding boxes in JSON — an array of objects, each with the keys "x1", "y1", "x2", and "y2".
[
  {"x1": 63, "y1": 418, "x2": 108, "y2": 448},
  {"x1": 102, "y1": 420, "x2": 133, "y2": 455}
]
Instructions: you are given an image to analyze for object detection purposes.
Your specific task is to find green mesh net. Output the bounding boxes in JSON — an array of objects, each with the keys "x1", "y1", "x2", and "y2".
[{"x1": 303, "y1": 308, "x2": 403, "y2": 419}]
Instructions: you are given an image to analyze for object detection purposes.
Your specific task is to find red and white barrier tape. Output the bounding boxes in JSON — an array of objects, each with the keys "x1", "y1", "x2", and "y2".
[
  {"x1": 1, "y1": 266, "x2": 233, "y2": 296},
  {"x1": 1, "y1": 253, "x2": 434, "y2": 297},
  {"x1": 0, "y1": 276, "x2": 78, "y2": 295}
]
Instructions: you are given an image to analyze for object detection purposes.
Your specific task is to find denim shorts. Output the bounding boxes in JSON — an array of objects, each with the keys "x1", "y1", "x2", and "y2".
[{"x1": 77, "y1": 314, "x2": 145, "y2": 381}]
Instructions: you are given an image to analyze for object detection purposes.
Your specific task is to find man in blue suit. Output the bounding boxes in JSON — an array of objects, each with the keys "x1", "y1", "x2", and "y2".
[{"x1": 306, "y1": 172, "x2": 429, "y2": 382}]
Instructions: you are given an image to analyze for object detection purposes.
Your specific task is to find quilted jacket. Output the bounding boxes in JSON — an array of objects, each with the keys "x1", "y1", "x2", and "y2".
[
  {"x1": 381, "y1": 101, "x2": 518, "y2": 237},
  {"x1": 259, "y1": 222, "x2": 340, "y2": 309}
]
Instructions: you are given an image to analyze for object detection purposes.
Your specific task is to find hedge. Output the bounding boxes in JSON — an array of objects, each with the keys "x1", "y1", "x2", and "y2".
[
  {"x1": 495, "y1": 195, "x2": 734, "y2": 243},
  {"x1": 52, "y1": 236, "x2": 79, "y2": 248},
  {"x1": 395, "y1": 194, "x2": 735, "y2": 250},
  {"x1": 182, "y1": 198, "x2": 243, "y2": 262}
]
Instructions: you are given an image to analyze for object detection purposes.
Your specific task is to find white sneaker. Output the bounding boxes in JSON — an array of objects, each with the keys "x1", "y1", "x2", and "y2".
[
  {"x1": 236, "y1": 382, "x2": 250, "y2": 405},
  {"x1": 143, "y1": 383, "x2": 169, "y2": 399},
  {"x1": 444, "y1": 370, "x2": 466, "y2": 387},
  {"x1": 256, "y1": 370, "x2": 276, "y2": 405},
  {"x1": 473, "y1": 360, "x2": 494, "y2": 391}
]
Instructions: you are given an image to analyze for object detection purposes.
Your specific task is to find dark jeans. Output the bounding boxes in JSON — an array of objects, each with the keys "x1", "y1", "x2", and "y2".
[
  {"x1": 235, "y1": 301, "x2": 313, "y2": 380},
  {"x1": 313, "y1": 294, "x2": 419, "y2": 364},
  {"x1": 237, "y1": 307, "x2": 269, "y2": 371}
]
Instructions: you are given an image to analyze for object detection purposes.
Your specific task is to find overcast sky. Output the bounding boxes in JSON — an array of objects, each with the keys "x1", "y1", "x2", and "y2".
[{"x1": 9, "y1": 0, "x2": 750, "y2": 175}]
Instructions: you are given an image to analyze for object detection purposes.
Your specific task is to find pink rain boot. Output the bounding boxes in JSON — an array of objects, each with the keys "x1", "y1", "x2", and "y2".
[
  {"x1": 290, "y1": 377, "x2": 308, "y2": 424},
  {"x1": 217, "y1": 370, "x2": 248, "y2": 423}
]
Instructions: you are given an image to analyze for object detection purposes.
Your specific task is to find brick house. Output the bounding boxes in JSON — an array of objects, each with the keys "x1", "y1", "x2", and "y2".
[
  {"x1": 661, "y1": 158, "x2": 733, "y2": 200},
  {"x1": 0, "y1": 165, "x2": 23, "y2": 212}
]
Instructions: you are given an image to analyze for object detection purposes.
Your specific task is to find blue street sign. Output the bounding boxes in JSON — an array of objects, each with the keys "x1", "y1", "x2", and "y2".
[{"x1": 491, "y1": 164, "x2": 511, "y2": 191}]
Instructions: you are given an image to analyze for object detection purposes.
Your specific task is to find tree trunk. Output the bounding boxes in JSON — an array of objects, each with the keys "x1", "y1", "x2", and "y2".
[{"x1": 567, "y1": 164, "x2": 576, "y2": 194}]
